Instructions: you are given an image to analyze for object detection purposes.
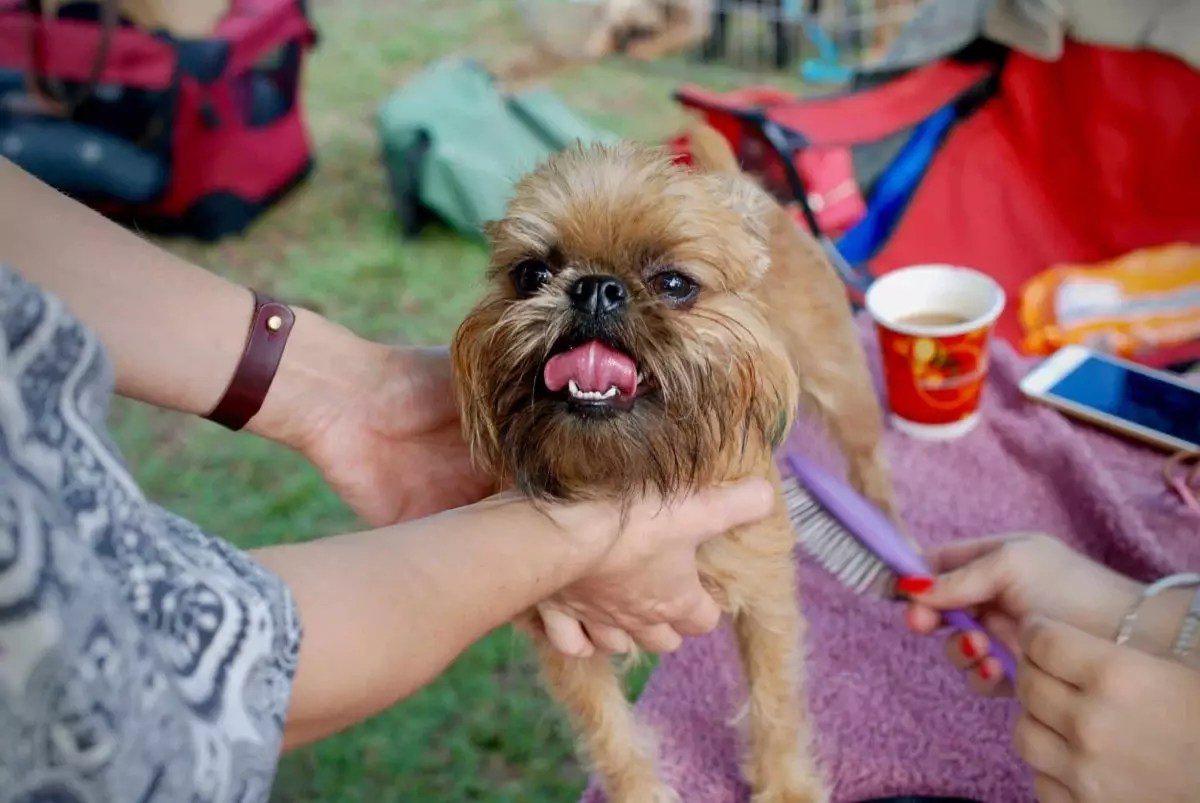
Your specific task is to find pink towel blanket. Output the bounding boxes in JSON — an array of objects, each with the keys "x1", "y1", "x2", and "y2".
[{"x1": 580, "y1": 317, "x2": 1200, "y2": 803}]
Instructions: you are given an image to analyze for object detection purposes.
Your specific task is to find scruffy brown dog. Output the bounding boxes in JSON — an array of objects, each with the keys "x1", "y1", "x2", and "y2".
[{"x1": 450, "y1": 124, "x2": 895, "y2": 803}]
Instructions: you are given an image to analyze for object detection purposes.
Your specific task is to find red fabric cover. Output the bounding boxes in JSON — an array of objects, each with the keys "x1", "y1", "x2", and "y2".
[
  {"x1": 154, "y1": 0, "x2": 315, "y2": 221},
  {"x1": 794, "y1": 145, "x2": 865, "y2": 235},
  {"x1": 672, "y1": 63, "x2": 992, "y2": 236},
  {"x1": 0, "y1": 0, "x2": 316, "y2": 226},
  {"x1": 676, "y1": 60, "x2": 994, "y2": 147},
  {"x1": 871, "y1": 41, "x2": 1200, "y2": 363},
  {"x1": 0, "y1": 8, "x2": 175, "y2": 88}
]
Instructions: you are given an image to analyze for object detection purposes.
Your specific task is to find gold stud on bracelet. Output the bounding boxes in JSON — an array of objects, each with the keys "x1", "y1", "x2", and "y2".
[{"x1": 266, "y1": 314, "x2": 283, "y2": 332}]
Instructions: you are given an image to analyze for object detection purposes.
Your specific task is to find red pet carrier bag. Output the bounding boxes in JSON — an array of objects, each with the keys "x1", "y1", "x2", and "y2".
[
  {"x1": 670, "y1": 40, "x2": 1200, "y2": 369},
  {"x1": 0, "y1": 0, "x2": 317, "y2": 240}
]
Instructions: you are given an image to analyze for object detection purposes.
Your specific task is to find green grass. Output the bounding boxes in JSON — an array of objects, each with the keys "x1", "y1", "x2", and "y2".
[{"x1": 106, "y1": 2, "x2": 806, "y2": 799}]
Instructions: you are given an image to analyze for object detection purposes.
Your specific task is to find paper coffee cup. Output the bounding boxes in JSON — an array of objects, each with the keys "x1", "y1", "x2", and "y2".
[{"x1": 865, "y1": 264, "x2": 1005, "y2": 441}]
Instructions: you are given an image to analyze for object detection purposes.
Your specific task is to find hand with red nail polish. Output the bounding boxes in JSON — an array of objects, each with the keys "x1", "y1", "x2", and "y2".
[
  {"x1": 900, "y1": 533, "x2": 1144, "y2": 697},
  {"x1": 895, "y1": 576, "x2": 934, "y2": 596},
  {"x1": 901, "y1": 538, "x2": 1200, "y2": 803}
]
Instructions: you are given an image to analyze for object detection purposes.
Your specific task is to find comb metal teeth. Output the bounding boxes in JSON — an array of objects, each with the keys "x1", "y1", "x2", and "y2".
[{"x1": 783, "y1": 476, "x2": 894, "y2": 597}]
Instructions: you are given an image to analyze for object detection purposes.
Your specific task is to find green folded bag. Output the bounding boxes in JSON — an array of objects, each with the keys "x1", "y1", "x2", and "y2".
[{"x1": 376, "y1": 58, "x2": 619, "y2": 240}]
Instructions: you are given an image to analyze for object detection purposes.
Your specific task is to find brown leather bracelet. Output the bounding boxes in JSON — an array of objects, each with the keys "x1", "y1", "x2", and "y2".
[{"x1": 206, "y1": 290, "x2": 296, "y2": 431}]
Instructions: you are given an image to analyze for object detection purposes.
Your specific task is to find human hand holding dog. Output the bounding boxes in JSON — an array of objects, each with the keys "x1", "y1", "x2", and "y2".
[
  {"x1": 536, "y1": 478, "x2": 775, "y2": 658},
  {"x1": 257, "y1": 476, "x2": 773, "y2": 749},
  {"x1": 294, "y1": 344, "x2": 495, "y2": 526},
  {"x1": 0, "y1": 158, "x2": 494, "y2": 527}
]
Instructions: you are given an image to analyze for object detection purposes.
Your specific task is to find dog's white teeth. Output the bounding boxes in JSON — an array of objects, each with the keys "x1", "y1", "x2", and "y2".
[
  {"x1": 567, "y1": 380, "x2": 622, "y2": 401},
  {"x1": 636, "y1": 372, "x2": 645, "y2": 383}
]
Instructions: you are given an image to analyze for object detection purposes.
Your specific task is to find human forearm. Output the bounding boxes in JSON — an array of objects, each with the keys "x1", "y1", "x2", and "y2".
[
  {"x1": 0, "y1": 157, "x2": 381, "y2": 450},
  {"x1": 0, "y1": 157, "x2": 250, "y2": 412},
  {"x1": 251, "y1": 496, "x2": 610, "y2": 750}
]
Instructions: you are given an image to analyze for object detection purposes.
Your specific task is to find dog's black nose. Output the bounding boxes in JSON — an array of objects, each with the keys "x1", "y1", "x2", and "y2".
[{"x1": 569, "y1": 275, "x2": 628, "y2": 316}]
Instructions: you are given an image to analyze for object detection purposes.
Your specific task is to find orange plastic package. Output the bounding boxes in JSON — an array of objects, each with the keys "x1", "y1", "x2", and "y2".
[{"x1": 1019, "y1": 243, "x2": 1200, "y2": 359}]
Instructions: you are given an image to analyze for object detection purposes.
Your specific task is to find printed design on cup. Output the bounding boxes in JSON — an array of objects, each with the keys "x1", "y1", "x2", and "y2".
[
  {"x1": 878, "y1": 325, "x2": 995, "y2": 426},
  {"x1": 904, "y1": 333, "x2": 990, "y2": 410}
]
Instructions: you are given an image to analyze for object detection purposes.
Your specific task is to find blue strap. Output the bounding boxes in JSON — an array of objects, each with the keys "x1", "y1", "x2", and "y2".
[{"x1": 836, "y1": 102, "x2": 959, "y2": 266}]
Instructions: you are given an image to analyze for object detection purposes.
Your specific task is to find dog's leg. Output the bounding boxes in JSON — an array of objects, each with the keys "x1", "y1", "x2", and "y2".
[
  {"x1": 708, "y1": 515, "x2": 829, "y2": 803},
  {"x1": 820, "y1": 380, "x2": 895, "y2": 525},
  {"x1": 533, "y1": 634, "x2": 679, "y2": 803},
  {"x1": 790, "y1": 325, "x2": 898, "y2": 525}
]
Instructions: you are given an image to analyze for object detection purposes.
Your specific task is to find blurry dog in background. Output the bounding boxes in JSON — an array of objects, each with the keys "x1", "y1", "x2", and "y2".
[
  {"x1": 451, "y1": 123, "x2": 895, "y2": 802},
  {"x1": 587, "y1": 0, "x2": 713, "y2": 62},
  {"x1": 501, "y1": 0, "x2": 712, "y2": 90}
]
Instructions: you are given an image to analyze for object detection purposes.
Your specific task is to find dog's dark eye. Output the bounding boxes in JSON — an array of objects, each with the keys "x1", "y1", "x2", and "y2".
[
  {"x1": 510, "y1": 259, "x2": 553, "y2": 298},
  {"x1": 649, "y1": 270, "x2": 699, "y2": 306}
]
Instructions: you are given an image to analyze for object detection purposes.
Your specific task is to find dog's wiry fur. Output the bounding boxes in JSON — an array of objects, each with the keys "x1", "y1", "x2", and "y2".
[{"x1": 451, "y1": 124, "x2": 895, "y2": 803}]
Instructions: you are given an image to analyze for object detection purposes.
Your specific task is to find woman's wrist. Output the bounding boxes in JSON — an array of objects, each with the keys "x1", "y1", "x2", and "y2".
[
  {"x1": 1119, "y1": 583, "x2": 1200, "y2": 664},
  {"x1": 243, "y1": 306, "x2": 391, "y2": 454},
  {"x1": 0, "y1": 157, "x2": 392, "y2": 451},
  {"x1": 1089, "y1": 574, "x2": 1146, "y2": 640},
  {"x1": 1062, "y1": 568, "x2": 1200, "y2": 666}
]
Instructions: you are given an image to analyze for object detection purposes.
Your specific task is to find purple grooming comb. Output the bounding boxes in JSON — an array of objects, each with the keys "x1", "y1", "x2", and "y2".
[{"x1": 781, "y1": 448, "x2": 1018, "y2": 683}]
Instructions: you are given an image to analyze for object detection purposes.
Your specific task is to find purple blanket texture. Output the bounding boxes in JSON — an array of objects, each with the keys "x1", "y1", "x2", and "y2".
[{"x1": 579, "y1": 316, "x2": 1200, "y2": 803}]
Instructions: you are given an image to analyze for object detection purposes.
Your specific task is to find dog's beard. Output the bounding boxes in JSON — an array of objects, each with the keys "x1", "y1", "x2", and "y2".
[{"x1": 453, "y1": 279, "x2": 783, "y2": 502}]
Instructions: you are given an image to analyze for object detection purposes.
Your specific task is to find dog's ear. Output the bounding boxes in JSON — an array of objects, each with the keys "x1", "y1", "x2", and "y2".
[
  {"x1": 710, "y1": 173, "x2": 773, "y2": 282},
  {"x1": 685, "y1": 120, "x2": 740, "y2": 174},
  {"x1": 683, "y1": 122, "x2": 774, "y2": 280}
]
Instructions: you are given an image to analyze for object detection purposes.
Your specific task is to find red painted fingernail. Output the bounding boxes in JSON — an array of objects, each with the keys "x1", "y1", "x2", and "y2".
[
  {"x1": 977, "y1": 660, "x2": 993, "y2": 681},
  {"x1": 896, "y1": 576, "x2": 934, "y2": 595},
  {"x1": 960, "y1": 633, "x2": 977, "y2": 659}
]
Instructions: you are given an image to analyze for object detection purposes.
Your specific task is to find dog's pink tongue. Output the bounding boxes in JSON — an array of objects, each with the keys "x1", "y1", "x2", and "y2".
[{"x1": 544, "y1": 340, "x2": 638, "y2": 395}]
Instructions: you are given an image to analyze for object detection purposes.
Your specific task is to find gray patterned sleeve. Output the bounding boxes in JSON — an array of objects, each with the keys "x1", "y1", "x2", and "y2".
[{"x1": 0, "y1": 267, "x2": 303, "y2": 803}]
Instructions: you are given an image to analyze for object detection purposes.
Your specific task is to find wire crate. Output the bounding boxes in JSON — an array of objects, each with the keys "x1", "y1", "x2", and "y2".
[
  {"x1": 698, "y1": 0, "x2": 974, "y2": 81},
  {"x1": 513, "y1": 0, "x2": 987, "y2": 86}
]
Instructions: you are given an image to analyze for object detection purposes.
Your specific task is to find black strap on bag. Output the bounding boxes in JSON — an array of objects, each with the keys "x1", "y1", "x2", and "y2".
[
  {"x1": 746, "y1": 111, "x2": 877, "y2": 297},
  {"x1": 20, "y1": 0, "x2": 176, "y2": 151},
  {"x1": 23, "y1": 0, "x2": 119, "y2": 119},
  {"x1": 386, "y1": 127, "x2": 435, "y2": 238}
]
